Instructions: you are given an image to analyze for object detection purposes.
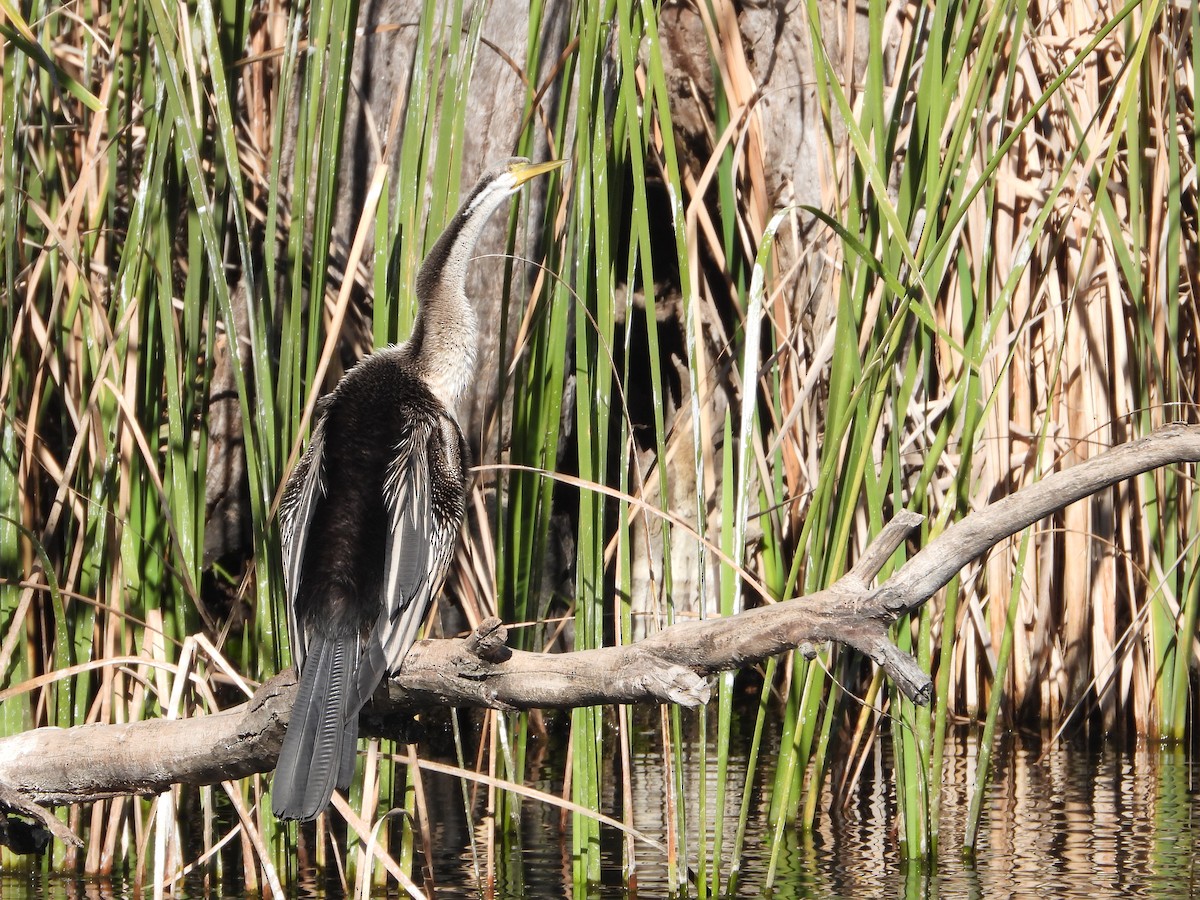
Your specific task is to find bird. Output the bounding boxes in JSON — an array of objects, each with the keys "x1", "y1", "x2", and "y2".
[{"x1": 272, "y1": 157, "x2": 564, "y2": 821}]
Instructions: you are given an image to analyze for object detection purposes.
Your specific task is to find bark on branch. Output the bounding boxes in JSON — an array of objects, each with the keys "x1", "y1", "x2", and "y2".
[{"x1": 2, "y1": 424, "x2": 1198, "y2": 827}]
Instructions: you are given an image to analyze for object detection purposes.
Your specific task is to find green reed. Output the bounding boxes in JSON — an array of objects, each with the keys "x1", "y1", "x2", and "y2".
[{"x1": 1, "y1": 0, "x2": 1196, "y2": 891}]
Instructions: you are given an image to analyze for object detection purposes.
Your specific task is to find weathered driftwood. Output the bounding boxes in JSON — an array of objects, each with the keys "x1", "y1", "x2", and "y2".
[{"x1": 2, "y1": 424, "x2": 1198, "y2": 838}]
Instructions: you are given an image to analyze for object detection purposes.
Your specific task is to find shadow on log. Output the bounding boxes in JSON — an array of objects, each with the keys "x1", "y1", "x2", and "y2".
[{"x1": 2, "y1": 424, "x2": 1198, "y2": 841}]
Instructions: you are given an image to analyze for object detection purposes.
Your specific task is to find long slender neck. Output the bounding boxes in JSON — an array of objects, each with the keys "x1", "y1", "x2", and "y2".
[{"x1": 407, "y1": 184, "x2": 514, "y2": 415}]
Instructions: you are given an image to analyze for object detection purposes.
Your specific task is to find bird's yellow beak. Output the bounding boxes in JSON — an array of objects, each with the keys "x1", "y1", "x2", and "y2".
[{"x1": 509, "y1": 158, "x2": 566, "y2": 186}]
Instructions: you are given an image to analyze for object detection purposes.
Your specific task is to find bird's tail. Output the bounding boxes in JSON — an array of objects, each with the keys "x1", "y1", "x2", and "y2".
[{"x1": 272, "y1": 633, "x2": 359, "y2": 821}]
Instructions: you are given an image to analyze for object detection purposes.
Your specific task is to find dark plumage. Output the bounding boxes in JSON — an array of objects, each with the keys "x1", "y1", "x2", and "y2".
[{"x1": 272, "y1": 158, "x2": 564, "y2": 821}]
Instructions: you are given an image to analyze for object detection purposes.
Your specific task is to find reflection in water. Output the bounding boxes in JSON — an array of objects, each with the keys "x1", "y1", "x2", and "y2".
[{"x1": 4, "y1": 722, "x2": 1198, "y2": 898}]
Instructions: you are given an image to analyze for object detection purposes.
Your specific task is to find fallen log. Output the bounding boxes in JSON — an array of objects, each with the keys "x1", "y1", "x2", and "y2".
[{"x1": 2, "y1": 423, "x2": 1197, "y2": 839}]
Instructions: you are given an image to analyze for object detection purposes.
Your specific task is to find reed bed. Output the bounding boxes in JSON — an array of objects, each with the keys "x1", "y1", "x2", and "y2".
[{"x1": 0, "y1": 0, "x2": 1195, "y2": 892}]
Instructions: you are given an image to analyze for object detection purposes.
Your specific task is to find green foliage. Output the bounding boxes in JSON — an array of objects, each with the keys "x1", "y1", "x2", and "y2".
[{"x1": 1, "y1": 0, "x2": 1195, "y2": 890}]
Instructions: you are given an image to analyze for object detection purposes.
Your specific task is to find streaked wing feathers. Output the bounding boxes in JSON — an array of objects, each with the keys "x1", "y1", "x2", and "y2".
[
  {"x1": 350, "y1": 416, "x2": 457, "y2": 715},
  {"x1": 278, "y1": 416, "x2": 327, "y2": 672}
]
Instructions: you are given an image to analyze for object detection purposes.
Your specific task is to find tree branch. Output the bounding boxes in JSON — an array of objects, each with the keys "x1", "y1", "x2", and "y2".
[
  {"x1": 1, "y1": 424, "x2": 1197, "y2": 827},
  {"x1": 875, "y1": 423, "x2": 1200, "y2": 615}
]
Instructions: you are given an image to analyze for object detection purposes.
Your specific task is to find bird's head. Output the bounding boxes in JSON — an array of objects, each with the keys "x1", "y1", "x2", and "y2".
[
  {"x1": 501, "y1": 157, "x2": 566, "y2": 189},
  {"x1": 463, "y1": 157, "x2": 565, "y2": 216}
]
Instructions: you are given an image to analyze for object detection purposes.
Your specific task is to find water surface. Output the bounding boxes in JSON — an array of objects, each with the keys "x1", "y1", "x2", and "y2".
[{"x1": 5, "y1": 725, "x2": 1198, "y2": 898}]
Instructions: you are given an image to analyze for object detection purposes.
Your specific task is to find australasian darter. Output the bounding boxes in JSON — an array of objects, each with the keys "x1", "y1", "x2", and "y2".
[{"x1": 272, "y1": 158, "x2": 564, "y2": 821}]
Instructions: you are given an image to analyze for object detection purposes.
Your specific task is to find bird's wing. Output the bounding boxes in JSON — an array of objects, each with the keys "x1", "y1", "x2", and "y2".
[
  {"x1": 278, "y1": 414, "x2": 328, "y2": 673},
  {"x1": 349, "y1": 416, "x2": 459, "y2": 716}
]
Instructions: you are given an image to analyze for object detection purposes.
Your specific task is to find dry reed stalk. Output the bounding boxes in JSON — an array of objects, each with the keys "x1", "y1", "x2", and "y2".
[{"x1": 764, "y1": 0, "x2": 1197, "y2": 735}]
